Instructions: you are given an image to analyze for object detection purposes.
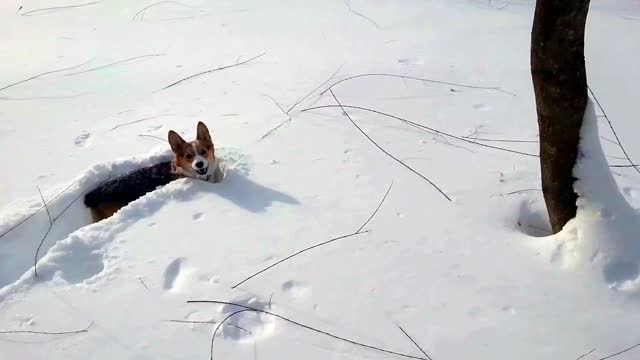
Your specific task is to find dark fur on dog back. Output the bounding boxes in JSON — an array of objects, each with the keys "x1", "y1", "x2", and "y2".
[{"x1": 84, "y1": 161, "x2": 179, "y2": 208}]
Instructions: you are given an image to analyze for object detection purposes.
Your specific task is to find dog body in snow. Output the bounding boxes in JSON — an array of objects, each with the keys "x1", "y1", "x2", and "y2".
[{"x1": 84, "y1": 122, "x2": 222, "y2": 222}]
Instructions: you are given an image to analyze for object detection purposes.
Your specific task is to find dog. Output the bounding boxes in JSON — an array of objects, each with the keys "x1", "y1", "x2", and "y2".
[{"x1": 84, "y1": 121, "x2": 223, "y2": 222}]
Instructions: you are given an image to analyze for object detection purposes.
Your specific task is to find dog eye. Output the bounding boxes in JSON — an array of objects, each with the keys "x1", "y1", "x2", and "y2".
[
  {"x1": 185, "y1": 154, "x2": 193, "y2": 160},
  {"x1": 199, "y1": 149, "x2": 207, "y2": 156}
]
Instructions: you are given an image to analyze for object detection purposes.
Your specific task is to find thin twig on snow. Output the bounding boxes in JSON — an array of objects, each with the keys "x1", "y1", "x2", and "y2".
[
  {"x1": 155, "y1": 53, "x2": 265, "y2": 92},
  {"x1": 320, "y1": 73, "x2": 517, "y2": 96},
  {"x1": 598, "y1": 342, "x2": 640, "y2": 360},
  {"x1": 397, "y1": 324, "x2": 434, "y2": 360},
  {"x1": 588, "y1": 86, "x2": 640, "y2": 175},
  {"x1": 187, "y1": 300, "x2": 429, "y2": 360},
  {"x1": 302, "y1": 104, "x2": 538, "y2": 158},
  {"x1": 231, "y1": 181, "x2": 393, "y2": 289},
  {"x1": 575, "y1": 348, "x2": 596, "y2": 360},
  {"x1": 111, "y1": 116, "x2": 163, "y2": 131},
  {"x1": 20, "y1": 1, "x2": 101, "y2": 16},
  {"x1": 0, "y1": 322, "x2": 94, "y2": 335},
  {"x1": 0, "y1": 59, "x2": 93, "y2": 93},
  {"x1": 131, "y1": 1, "x2": 196, "y2": 22},
  {"x1": 163, "y1": 319, "x2": 217, "y2": 324},
  {"x1": 328, "y1": 91, "x2": 452, "y2": 201},
  {"x1": 36, "y1": 187, "x2": 53, "y2": 225},
  {"x1": 286, "y1": 64, "x2": 344, "y2": 114},
  {"x1": 34, "y1": 189, "x2": 89, "y2": 277},
  {"x1": 65, "y1": 54, "x2": 165, "y2": 76},
  {"x1": 0, "y1": 181, "x2": 76, "y2": 239},
  {"x1": 138, "y1": 134, "x2": 168, "y2": 142},
  {"x1": 344, "y1": 0, "x2": 380, "y2": 29}
]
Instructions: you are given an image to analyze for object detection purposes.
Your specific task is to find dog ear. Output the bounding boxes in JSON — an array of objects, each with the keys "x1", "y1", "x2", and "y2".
[
  {"x1": 196, "y1": 121, "x2": 212, "y2": 145},
  {"x1": 168, "y1": 130, "x2": 186, "y2": 154}
]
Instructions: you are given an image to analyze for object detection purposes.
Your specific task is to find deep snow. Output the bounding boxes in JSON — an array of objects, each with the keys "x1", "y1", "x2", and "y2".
[{"x1": 2, "y1": 0, "x2": 640, "y2": 359}]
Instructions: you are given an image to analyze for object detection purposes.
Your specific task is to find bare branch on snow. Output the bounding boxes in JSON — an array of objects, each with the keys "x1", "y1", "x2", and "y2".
[
  {"x1": 0, "y1": 322, "x2": 94, "y2": 335},
  {"x1": 20, "y1": 1, "x2": 101, "y2": 16},
  {"x1": 231, "y1": 181, "x2": 394, "y2": 289},
  {"x1": 187, "y1": 300, "x2": 430, "y2": 360},
  {"x1": 155, "y1": 53, "x2": 265, "y2": 92}
]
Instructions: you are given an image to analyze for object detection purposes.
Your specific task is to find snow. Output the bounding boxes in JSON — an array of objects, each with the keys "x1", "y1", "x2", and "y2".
[
  {"x1": 1, "y1": 0, "x2": 640, "y2": 359},
  {"x1": 535, "y1": 100, "x2": 640, "y2": 292}
]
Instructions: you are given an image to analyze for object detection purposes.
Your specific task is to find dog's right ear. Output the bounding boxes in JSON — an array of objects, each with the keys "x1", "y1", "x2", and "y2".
[{"x1": 168, "y1": 130, "x2": 186, "y2": 154}]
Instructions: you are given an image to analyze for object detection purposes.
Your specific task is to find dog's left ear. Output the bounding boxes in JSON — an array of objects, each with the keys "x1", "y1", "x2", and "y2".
[{"x1": 196, "y1": 121, "x2": 212, "y2": 145}]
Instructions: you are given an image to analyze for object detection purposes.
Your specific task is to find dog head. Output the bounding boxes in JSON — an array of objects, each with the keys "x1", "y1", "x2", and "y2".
[{"x1": 168, "y1": 122, "x2": 217, "y2": 180}]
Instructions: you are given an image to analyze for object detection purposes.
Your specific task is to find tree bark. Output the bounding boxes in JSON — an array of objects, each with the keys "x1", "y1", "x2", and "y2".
[{"x1": 531, "y1": 0, "x2": 591, "y2": 233}]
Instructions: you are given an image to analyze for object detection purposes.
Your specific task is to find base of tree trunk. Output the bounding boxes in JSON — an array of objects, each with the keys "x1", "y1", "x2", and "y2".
[{"x1": 531, "y1": 0, "x2": 591, "y2": 234}]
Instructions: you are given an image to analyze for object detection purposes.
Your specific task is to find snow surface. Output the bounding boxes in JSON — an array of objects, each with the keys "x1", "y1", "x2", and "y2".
[{"x1": 2, "y1": 0, "x2": 640, "y2": 359}]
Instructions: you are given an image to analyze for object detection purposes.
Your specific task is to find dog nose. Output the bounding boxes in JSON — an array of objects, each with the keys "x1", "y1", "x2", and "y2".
[{"x1": 195, "y1": 161, "x2": 204, "y2": 168}]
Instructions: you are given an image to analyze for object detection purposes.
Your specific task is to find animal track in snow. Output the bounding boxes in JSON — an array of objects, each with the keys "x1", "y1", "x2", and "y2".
[
  {"x1": 163, "y1": 258, "x2": 183, "y2": 290},
  {"x1": 74, "y1": 131, "x2": 91, "y2": 146},
  {"x1": 516, "y1": 199, "x2": 551, "y2": 237},
  {"x1": 34, "y1": 238, "x2": 106, "y2": 285},
  {"x1": 192, "y1": 212, "x2": 204, "y2": 221},
  {"x1": 218, "y1": 297, "x2": 275, "y2": 343},
  {"x1": 604, "y1": 261, "x2": 640, "y2": 291},
  {"x1": 472, "y1": 103, "x2": 490, "y2": 112},
  {"x1": 281, "y1": 280, "x2": 310, "y2": 300}
]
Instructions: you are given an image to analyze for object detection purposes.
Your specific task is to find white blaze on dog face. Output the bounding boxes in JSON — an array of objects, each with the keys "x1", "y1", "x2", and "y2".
[
  {"x1": 167, "y1": 122, "x2": 216, "y2": 179},
  {"x1": 190, "y1": 143, "x2": 210, "y2": 175}
]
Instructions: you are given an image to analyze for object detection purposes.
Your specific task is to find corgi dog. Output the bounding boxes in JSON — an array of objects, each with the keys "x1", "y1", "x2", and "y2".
[{"x1": 84, "y1": 121, "x2": 223, "y2": 222}]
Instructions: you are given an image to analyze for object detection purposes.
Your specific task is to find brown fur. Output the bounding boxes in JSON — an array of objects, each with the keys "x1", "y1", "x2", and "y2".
[{"x1": 90, "y1": 202, "x2": 125, "y2": 222}]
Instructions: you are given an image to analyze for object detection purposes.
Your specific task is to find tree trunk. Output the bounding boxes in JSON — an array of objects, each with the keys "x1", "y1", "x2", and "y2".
[{"x1": 531, "y1": 0, "x2": 591, "y2": 234}]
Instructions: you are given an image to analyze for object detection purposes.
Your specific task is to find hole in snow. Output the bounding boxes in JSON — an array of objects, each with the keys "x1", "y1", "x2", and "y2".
[
  {"x1": 604, "y1": 261, "x2": 640, "y2": 289},
  {"x1": 516, "y1": 200, "x2": 551, "y2": 237}
]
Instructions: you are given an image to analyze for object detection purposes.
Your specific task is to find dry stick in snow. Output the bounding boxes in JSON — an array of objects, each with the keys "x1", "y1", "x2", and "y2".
[
  {"x1": 0, "y1": 322, "x2": 93, "y2": 335},
  {"x1": 286, "y1": 64, "x2": 344, "y2": 114},
  {"x1": 65, "y1": 54, "x2": 165, "y2": 76},
  {"x1": 226, "y1": 323, "x2": 250, "y2": 333},
  {"x1": 156, "y1": 53, "x2": 266, "y2": 92},
  {"x1": 138, "y1": 134, "x2": 168, "y2": 142},
  {"x1": 234, "y1": 231, "x2": 370, "y2": 288},
  {"x1": 131, "y1": 1, "x2": 196, "y2": 22},
  {"x1": 462, "y1": 136, "x2": 538, "y2": 143},
  {"x1": 302, "y1": 104, "x2": 539, "y2": 158},
  {"x1": 397, "y1": 325, "x2": 434, "y2": 360},
  {"x1": 575, "y1": 348, "x2": 596, "y2": 360},
  {"x1": 111, "y1": 116, "x2": 163, "y2": 131},
  {"x1": 33, "y1": 219, "x2": 54, "y2": 278},
  {"x1": 344, "y1": 0, "x2": 380, "y2": 29},
  {"x1": 0, "y1": 59, "x2": 93, "y2": 93},
  {"x1": 260, "y1": 88, "x2": 299, "y2": 140},
  {"x1": 600, "y1": 136, "x2": 622, "y2": 147},
  {"x1": 231, "y1": 181, "x2": 393, "y2": 289},
  {"x1": 36, "y1": 187, "x2": 53, "y2": 225},
  {"x1": 320, "y1": 73, "x2": 517, "y2": 97},
  {"x1": 137, "y1": 277, "x2": 150, "y2": 291},
  {"x1": 259, "y1": 119, "x2": 291, "y2": 140},
  {"x1": 187, "y1": 300, "x2": 429, "y2": 360},
  {"x1": 330, "y1": 91, "x2": 453, "y2": 201},
  {"x1": 610, "y1": 164, "x2": 640, "y2": 168},
  {"x1": 494, "y1": 188, "x2": 542, "y2": 197},
  {"x1": 163, "y1": 319, "x2": 217, "y2": 324},
  {"x1": 262, "y1": 94, "x2": 288, "y2": 115},
  {"x1": 588, "y1": 86, "x2": 640, "y2": 175},
  {"x1": 20, "y1": 1, "x2": 101, "y2": 16},
  {"x1": 34, "y1": 190, "x2": 88, "y2": 277},
  {"x1": 0, "y1": 181, "x2": 76, "y2": 239},
  {"x1": 207, "y1": 309, "x2": 254, "y2": 360},
  {"x1": 598, "y1": 342, "x2": 640, "y2": 360}
]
